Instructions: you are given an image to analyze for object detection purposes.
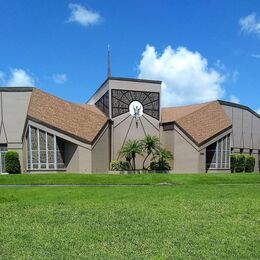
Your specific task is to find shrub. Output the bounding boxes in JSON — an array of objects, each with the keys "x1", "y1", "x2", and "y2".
[
  {"x1": 110, "y1": 160, "x2": 130, "y2": 171},
  {"x1": 245, "y1": 155, "x2": 255, "y2": 173},
  {"x1": 150, "y1": 148, "x2": 173, "y2": 171},
  {"x1": 235, "y1": 154, "x2": 245, "y2": 173},
  {"x1": 5, "y1": 151, "x2": 21, "y2": 174},
  {"x1": 150, "y1": 160, "x2": 171, "y2": 171},
  {"x1": 230, "y1": 154, "x2": 237, "y2": 173}
]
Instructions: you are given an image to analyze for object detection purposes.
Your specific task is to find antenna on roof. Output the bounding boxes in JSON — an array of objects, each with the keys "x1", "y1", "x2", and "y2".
[{"x1": 107, "y1": 45, "x2": 111, "y2": 78}]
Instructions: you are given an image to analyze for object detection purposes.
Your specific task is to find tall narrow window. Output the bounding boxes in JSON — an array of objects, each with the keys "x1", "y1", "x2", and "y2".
[
  {"x1": 206, "y1": 134, "x2": 231, "y2": 169},
  {"x1": 27, "y1": 125, "x2": 65, "y2": 170}
]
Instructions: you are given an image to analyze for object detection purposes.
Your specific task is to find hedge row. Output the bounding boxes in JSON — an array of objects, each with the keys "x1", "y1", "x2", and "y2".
[{"x1": 230, "y1": 154, "x2": 255, "y2": 173}]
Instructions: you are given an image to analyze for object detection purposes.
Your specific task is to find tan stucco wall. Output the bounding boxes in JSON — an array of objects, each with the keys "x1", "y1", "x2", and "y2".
[
  {"x1": 0, "y1": 91, "x2": 31, "y2": 143},
  {"x1": 160, "y1": 127, "x2": 175, "y2": 170},
  {"x1": 78, "y1": 146, "x2": 92, "y2": 173},
  {"x1": 173, "y1": 128, "x2": 200, "y2": 173},
  {"x1": 112, "y1": 113, "x2": 159, "y2": 169},
  {"x1": 160, "y1": 124, "x2": 230, "y2": 173},
  {"x1": 0, "y1": 90, "x2": 32, "y2": 172},
  {"x1": 92, "y1": 125, "x2": 110, "y2": 173},
  {"x1": 64, "y1": 142, "x2": 79, "y2": 172}
]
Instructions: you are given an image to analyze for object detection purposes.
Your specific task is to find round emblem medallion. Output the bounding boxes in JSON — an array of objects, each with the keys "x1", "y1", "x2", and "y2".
[{"x1": 129, "y1": 101, "x2": 143, "y2": 118}]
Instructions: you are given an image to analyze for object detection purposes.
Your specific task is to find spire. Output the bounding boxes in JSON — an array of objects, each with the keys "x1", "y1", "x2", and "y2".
[{"x1": 107, "y1": 45, "x2": 111, "y2": 78}]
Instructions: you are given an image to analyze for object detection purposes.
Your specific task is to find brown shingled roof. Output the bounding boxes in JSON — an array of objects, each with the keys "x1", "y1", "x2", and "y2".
[
  {"x1": 28, "y1": 88, "x2": 108, "y2": 143},
  {"x1": 161, "y1": 102, "x2": 210, "y2": 123},
  {"x1": 162, "y1": 101, "x2": 231, "y2": 145}
]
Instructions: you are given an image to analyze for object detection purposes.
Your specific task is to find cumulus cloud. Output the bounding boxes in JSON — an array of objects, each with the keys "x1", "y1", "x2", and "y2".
[
  {"x1": 52, "y1": 73, "x2": 67, "y2": 84},
  {"x1": 3, "y1": 69, "x2": 35, "y2": 86},
  {"x1": 239, "y1": 13, "x2": 260, "y2": 37},
  {"x1": 68, "y1": 3, "x2": 101, "y2": 27},
  {"x1": 138, "y1": 45, "x2": 225, "y2": 106},
  {"x1": 229, "y1": 95, "x2": 240, "y2": 104}
]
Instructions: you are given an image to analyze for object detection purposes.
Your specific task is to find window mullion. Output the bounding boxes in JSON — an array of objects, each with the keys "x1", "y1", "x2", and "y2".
[
  {"x1": 28, "y1": 125, "x2": 32, "y2": 170},
  {"x1": 54, "y1": 135, "x2": 57, "y2": 170},
  {"x1": 37, "y1": 128, "x2": 40, "y2": 169},
  {"x1": 46, "y1": 132, "x2": 48, "y2": 169}
]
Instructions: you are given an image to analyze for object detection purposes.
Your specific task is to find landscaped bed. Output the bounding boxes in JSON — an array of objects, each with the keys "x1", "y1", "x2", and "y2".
[{"x1": 0, "y1": 173, "x2": 259, "y2": 259}]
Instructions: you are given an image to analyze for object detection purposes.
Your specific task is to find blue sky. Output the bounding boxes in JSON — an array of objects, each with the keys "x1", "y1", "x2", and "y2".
[{"x1": 0, "y1": 0, "x2": 259, "y2": 112}]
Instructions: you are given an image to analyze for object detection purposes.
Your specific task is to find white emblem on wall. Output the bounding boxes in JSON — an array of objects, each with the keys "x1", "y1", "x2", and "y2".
[{"x1": 129, "y1": 101, "x2": 143, "y2": 118}]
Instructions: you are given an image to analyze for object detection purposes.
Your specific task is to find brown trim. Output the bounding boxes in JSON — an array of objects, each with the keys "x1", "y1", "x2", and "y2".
[
  {"x1": 198, "y1": 125, "x2": 232, "y2": 146},
  {"x1": 28, "y1": 116, "x2": 91, "y2": 144},
  {"x1": 91, "y1": 120, "x2": 112, "y2": 146},
  {"x1": 0, "y1": 87, "x2": 34, "y2": 92},
  {"x1": 109, "y1": 77, "x2": 162, "y2": 84},
  {"x1": 27, "y1": 116, "x2": 110, "y2": 145}
]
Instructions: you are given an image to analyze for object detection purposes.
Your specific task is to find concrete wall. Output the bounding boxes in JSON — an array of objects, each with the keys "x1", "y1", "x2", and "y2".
[
  {"x1": 64, "y1": 141, "x2": 79, "y2": 172},
  {"x1": 222, "y1": 103, "x2": 260, "y2": 172},
  {"x1": 92, "y1": 125, "x2": 110, "y2": 173},
  {"x1": 0, "y1": 91, "x2": 31, "y2": 144},
  {"x1": 112, "y1": 113, "x2": 160, "y2": 169},
  {"x1": 173, "y1": 127, "x2": 200, "y2": 173},
  {"x1": 161, "y1": 124, "x2": 200, "y2": 173},
  {"x1": 0, "y1": 90, "x2": 32, "y2": 172},
  {"x1": 221, "y1": 104, "x2": 260, "y2": 150},
  {"x1": 78, "y1": 146, "x2": 92, "y2": 173}
]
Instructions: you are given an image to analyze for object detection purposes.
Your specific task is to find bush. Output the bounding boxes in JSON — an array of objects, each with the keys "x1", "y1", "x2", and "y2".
[
  {"x1": 235, "y1": 154, "x2": 245, "y2": 173},
  {"x1": 150, "y1": 160, "x2": 171, "y2": 171},
  {"x1": 5, "y1": 151, "x2": 21, "y2": 174},
  {"x1": 110, "y1": 160, "x2": 130, "y2": 171},
  {"x1": 230, "y1": 154, "x2": 237, "y2": 173},
  {"x1": 245, "y1": 155, "x2": 255, "y2": 173}
]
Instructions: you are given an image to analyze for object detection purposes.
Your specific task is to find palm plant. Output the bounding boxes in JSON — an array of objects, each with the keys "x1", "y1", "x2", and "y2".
[
  {"x1": 156, "y1": 148, "x2": 173, "y2": 163},
  {"x1": 141, "y1": 135, "x2": 160, "y2": 169},
  {"x1": 120, "y1": 139, "x2": 143, "y2": 170},
  {"x1": 150, "y1": 147, "x2": 174, "y2": 171}
]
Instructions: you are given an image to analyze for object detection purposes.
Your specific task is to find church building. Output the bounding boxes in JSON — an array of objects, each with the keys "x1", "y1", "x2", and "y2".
[{"x1": 0, "y1": 76, "x2": 259, "y2": 173}]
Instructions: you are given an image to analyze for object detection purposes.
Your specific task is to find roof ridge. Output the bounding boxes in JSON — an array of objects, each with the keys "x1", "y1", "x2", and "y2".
[{"x1": 162, "y1": 101, "x2": 211, "y2": 110}]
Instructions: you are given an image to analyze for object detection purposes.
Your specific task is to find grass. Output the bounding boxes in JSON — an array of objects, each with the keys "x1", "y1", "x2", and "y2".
[
  {"x1": 0, "y1": 172, "x2": 259, "y2": 185},
  {"x1": 0, "y1": 173, "x2": 259, "y2": 259}
]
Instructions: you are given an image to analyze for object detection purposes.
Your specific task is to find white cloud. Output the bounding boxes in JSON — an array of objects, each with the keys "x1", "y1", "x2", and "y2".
[
  {"x1": 52, "y1": 73, "x2": 67, "y2": 84},
  {"x1": 229, "y1": 95, "x2": 240, "y2": 104},
  {"x1": 6, "y1": 69, "x2": 35, "y2": 86},
  {"x1": 239, "y1": 13, "x2": 260, "y2": 37},
  {"x1": 138, "y1": 45, "x2": 225, "y2": 106},
  {"x1": 251, "y1": 53, "x2": 260, "y2": 58},
  {"x1": 230, "y1": 70, "x2": 239, "y2": 82},
  {"x1": 68, "y1": 3, "x2": 101, "y2": 27},
  {"x1": 0, "y1": 71, "x2": 5, "y2": 81}
]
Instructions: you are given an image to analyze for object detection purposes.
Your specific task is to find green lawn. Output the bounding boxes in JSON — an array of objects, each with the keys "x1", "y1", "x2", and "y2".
[
  {"x1": 0, "y1": 172, "x2": 259, "y2": 185},
  {"x1": 0, "y1": 173, "x2": 259, "y2": 259}
]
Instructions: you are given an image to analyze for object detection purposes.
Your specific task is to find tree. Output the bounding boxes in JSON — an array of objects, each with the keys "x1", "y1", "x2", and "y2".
[
  {"x1": 141, "y1": 135, "x2": 160, "y2": 169},
  {"x1": 120, "y1": 140, "x2": 143, "y2": 170}
]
